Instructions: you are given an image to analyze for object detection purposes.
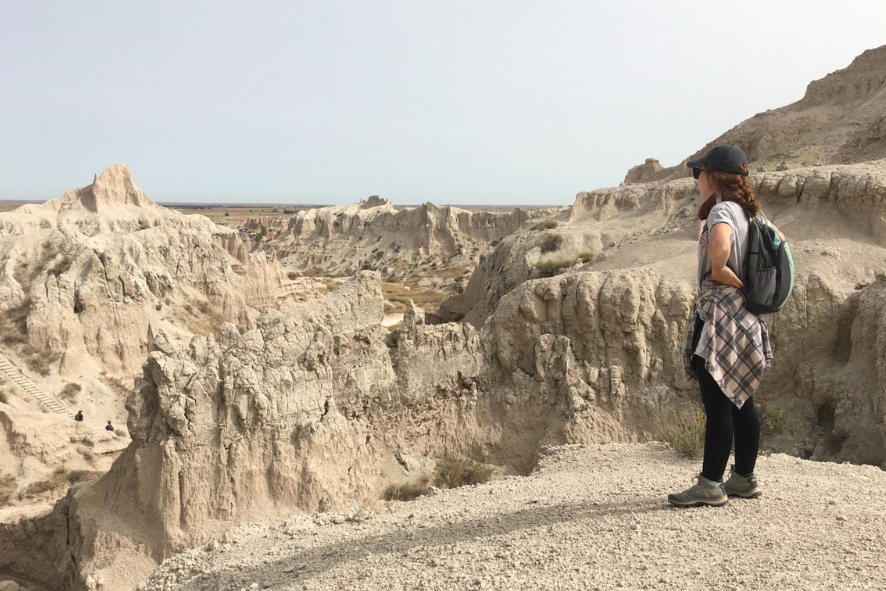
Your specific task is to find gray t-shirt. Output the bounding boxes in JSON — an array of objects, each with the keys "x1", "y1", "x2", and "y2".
[{"x1": 697, "y1": 200, "x2": 749, "y2": 289}]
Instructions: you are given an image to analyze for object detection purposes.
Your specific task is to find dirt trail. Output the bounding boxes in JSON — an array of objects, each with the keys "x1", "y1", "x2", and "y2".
[{"x1": 138, "y1": 443, "x2": 886, "y2": 591}]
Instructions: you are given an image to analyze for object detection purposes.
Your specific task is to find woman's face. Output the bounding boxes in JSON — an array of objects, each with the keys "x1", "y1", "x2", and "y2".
[{"x1": 698, "y1": 169, "x2": 715, "y2": 197}]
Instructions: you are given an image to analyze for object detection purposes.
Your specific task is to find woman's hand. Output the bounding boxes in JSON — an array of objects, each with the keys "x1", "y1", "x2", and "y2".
[
  {"x1": 708, "y1": 222, "x2": 743, "y2": 288},
  {"x1": 710, "y1": 265, "x2": 743, "y2": 288}
]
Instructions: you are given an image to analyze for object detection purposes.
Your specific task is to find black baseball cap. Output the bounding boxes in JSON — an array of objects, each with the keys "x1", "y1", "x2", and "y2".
[{"x1": 687, "y1": 144, "x2": 749, "y2": 176}]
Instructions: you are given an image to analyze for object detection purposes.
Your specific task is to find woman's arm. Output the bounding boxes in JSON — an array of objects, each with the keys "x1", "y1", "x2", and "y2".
[{"x1": 708, "y1": 222, "x2": 743, "y2": 287}]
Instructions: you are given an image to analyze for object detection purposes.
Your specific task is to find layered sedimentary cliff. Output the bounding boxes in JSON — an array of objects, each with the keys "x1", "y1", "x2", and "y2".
[
  {"x1": 264, "y1": 198, "x2": 565, "y2": 284},
  {"x1": 0, "y1": 165, "x2": 296, "y2": 379}
]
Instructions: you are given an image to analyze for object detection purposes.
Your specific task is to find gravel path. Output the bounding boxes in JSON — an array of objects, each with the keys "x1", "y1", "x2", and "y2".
[{"x1": 139, "y1": 443, "x2": 886, "y2": 591}]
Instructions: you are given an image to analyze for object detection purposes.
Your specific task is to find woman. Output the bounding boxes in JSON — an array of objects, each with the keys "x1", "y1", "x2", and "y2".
[{"x1": 668, "y1": 144, "x2": 772, "y2": 507}]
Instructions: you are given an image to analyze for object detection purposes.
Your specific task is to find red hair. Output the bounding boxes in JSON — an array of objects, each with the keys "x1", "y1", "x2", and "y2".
[{"x1": 705, "y1": 164, "x2": 760, "y2": 216}]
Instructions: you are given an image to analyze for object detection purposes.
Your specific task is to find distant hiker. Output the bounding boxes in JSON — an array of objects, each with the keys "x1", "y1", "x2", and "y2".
[
  {"x1": 105, "y1": 420, "x2": 114, "y2": 432},
  {"x1": 74, "y1": 410, "x2": 83, "y2": 422},
  {"x1": 669, "y1": 145, "x2": 769, "y2": 507}
]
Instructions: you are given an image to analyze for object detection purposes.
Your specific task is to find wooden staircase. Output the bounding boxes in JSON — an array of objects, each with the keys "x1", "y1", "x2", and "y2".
[{"x1": 0, "y1": 353, "x2": 68, "y2": 414}]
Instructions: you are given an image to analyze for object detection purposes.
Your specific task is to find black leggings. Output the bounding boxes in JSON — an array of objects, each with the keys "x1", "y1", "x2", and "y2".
[
  {"x1": 691, "y1": 320, "x2": 760, "y2": 481},
  {"x1": 693, "y1": 355, "x2": 760, "y2": 480}
]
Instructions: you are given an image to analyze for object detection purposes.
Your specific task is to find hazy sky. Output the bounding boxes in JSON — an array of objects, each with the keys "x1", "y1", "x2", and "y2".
[{"x1": 1, "y1": 1, "x2": 884, "y2": 206}]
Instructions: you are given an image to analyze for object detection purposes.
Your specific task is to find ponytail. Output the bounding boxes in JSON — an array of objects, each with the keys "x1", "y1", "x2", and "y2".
[{"x1": 707, "y1": 164, "x2": 760, "y2": 217}]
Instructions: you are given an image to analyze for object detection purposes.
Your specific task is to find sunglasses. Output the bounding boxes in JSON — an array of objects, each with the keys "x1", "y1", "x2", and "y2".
[{"x1": 692, "y1": 167, "x2": 706, "y2": 180}]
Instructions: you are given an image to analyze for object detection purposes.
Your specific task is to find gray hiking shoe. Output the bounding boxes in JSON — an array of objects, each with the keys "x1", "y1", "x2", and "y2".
[
  {"x1": 668, "y1": 475, "x2": 728, "y2": 507},
  {"x1": 722, "y1": 465, "x2": 762, "y2": 498}
]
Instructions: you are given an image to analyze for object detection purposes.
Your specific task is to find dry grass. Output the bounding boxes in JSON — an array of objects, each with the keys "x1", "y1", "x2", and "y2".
[
  {"x1": 101, "y1": 373, "x2": 131, "y2": 397},
  {"x1": 23, "y1": 344, "x2": 60, "y2": 376},
  {"x1": 434, "y1": 458, "x2": 494, "y2": 489},
  {"x1": 655, "y1": 405, "x2": 706, "y2": 460},
  {"x1": 67, "y1": 470, "x2": 104, "y2": 484},
  {"x1": 59, "y1": 382, "x2": 82, "y2": 401},
  {"x1": 22, "y1": 466, "x2": 69, "y2": 497},
  {"x1": 21, "y1": 467, "x2": 103, "y2": 499},
  {"x1": 381, "y1": 282, "x2": 447, "y2": 312},
  {"x1": 531, "y1": 219, "x2": 559, "y2": 231},
  {"x1": 434, "y1": 266, "x2": 470, "y2": 280},
  {"x1": 534, "y1": 259, "x2": 572, "y2": 278},
  {"x1": 540, "y1": 233, "x2": 564, "y2": 253},
  {"x1": 0, "y1": 299, "x2": 30, "y2": 341},
  {"x1": 383, "y1": 476, "x2": 431, "y2": 502},
  {"x1": 382, "y1": 457, "x2": 494, "y2": 502},
  {"x1": 760, "y1": 406, "x2": 794, "y2": 436},
  {"x1": 0, "y1": 474, "x2": 15, "y2": 506}
]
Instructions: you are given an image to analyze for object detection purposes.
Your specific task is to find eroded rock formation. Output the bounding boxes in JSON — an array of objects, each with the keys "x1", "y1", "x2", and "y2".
[
  {"x1": 0, "y1": 165, "x2": 323, "y2": 380},
  {"x1": 264, "y1": 200, "x2": 565, "y2": 284},
  {"x1": 624, "y1": 44, "x2": 886, "y2": 181}
]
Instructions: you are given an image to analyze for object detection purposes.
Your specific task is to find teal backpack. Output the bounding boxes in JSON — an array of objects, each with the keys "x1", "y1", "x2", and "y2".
[{"x1": 742, "y1": 213, "x2": 795, "y2": 315}]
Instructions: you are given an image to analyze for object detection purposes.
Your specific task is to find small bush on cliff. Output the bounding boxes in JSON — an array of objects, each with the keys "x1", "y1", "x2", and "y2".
[
  {"x1": 383, "y1": 458, "x2": 494, "y2": 502},
  {"x1": 655, "y1": 405, "x2": 706, "y2": 459},
  {"x1": 540, "y1": 233, "x2": 563, "y2": 253},
  {"x1": 578, "y1": 251, "x2": 595, "y2": 263},
  {"x1": 532, "y1": 219, "x2": 558, "y2": 231},
  {"x1": 59, "y1": 383, "x2": 82, "y2": 401},
  {"x1": 760, "y1": 406, "x2": 794, "y2": 436},
  {"x1": 21, "y1": 468, "x2": 103, "y2": 499},
  {"x1": 383, "y1": 476, "x2": 431, "y2": 501},
  {"x1": 23, "y1": 344, "x2": 60, "y2": 376},
  {"x1": 0, "y1": 474, "x2": 15, "y2": 506},
  {"x1": 22, "y1": 466, "x2": 69, "y2": 497},
  {"x1": 0, "y1": 299, "x2": 31, "y2": 338},
  {"x1": 534, "y1": 259, "x2": 572, "y2": 278},
  {"x1": 435, "y1": 458, "x2": 493, "y2": 489},
  {"x1": 101, "y1": 373, "x2": 131, "y2": 397}
]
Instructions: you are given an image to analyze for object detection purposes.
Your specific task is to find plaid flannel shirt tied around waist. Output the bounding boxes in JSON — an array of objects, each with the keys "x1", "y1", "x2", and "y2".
[{"x1": 683, "y1": 285, "x2": 773, "y2": 409}]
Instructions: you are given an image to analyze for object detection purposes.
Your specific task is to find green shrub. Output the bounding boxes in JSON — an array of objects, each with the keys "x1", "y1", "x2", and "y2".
[
  {"x1": 534, "y1": 259, "x2": 572, "y2": 278},
  {"x1": 540, "y1": 233, "x2": 563, "y2": 253},
  {"x1": 531, "y1": 220, "x2": 558, "y2": 231},
  {"x1": 760, "y1": 406, "x2": 793, "y2": 436},
  {"x1": 656, "y1": 405, "x2": 706, "y2": 459},
  {"x1": 578, "y1": 251, "x2": 595, "y2": 263}
]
